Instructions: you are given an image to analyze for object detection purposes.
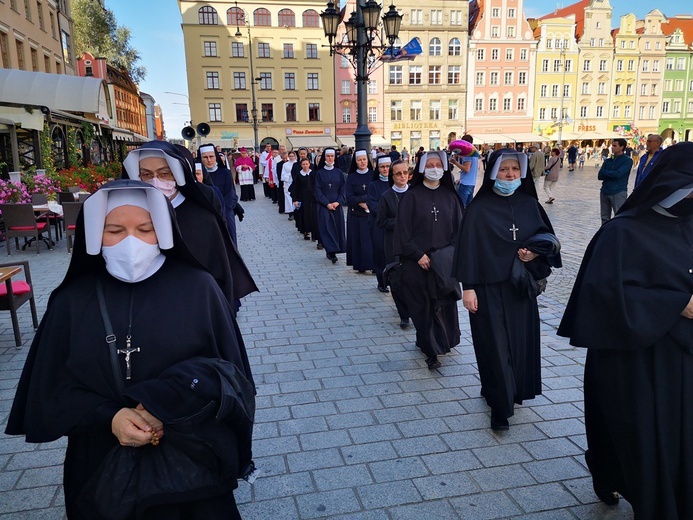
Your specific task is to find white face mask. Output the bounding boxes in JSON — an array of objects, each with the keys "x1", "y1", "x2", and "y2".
[
  {"x1": 102, "y1": 235, "x2": 165, "y2": 283},
  {"x1": 147, "y1": 177, "x2": 177, "y2": 199},
  {"x1": 424, "y1": 167, "x2": 444, "y2": 181}
]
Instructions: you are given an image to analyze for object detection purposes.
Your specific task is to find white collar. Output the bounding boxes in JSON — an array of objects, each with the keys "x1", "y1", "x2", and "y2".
[
  {"x1": 356, "y1": 168, "x2": 369, "y2": 174},
  {"x1": 392, "y1": 185, "x2": 408, "y2": 193},
  {"x1": 324, "y1": 164, "x2": 334, "y2": 170},
  {"x1": 170, "y1": 191, "x2": 186, "y2": 208}
]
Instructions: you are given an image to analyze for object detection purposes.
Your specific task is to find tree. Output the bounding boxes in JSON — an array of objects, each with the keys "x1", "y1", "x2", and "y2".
[{"x1": 72, "y1": 0, "x2": 146, "y2": 84}]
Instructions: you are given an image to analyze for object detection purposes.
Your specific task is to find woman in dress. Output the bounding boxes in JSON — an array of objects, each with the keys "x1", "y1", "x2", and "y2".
[
  {"x1": 453, "y1": 149, "x2": 561, "y2": 431},
  {"x1": 6, "y1": 180, "x2": 254, "y2": 519}
]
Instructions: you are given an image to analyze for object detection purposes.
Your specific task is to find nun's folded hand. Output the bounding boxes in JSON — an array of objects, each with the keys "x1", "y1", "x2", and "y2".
[
  {"x1": 681, "y1": 295, "x2": 693, "y2": 319},
  {"x1": 463, "y1": 289, "x2": 478, "y2": 313},
  {"x1": 418, "y1": 254, "x2": 431, "y2": 271},
  {"x1": 518, "y1": 248, "x2": 538, "y2": 263},
  {"x1": 112, "y1": 408, "x2": 156, "y2": 447},
  {"x1": 135, "y1": 403, "x2": 164, "y2": 438}
]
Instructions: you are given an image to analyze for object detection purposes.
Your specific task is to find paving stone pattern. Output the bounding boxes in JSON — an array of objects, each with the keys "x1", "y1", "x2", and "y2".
[{"x1": 0, "y1": 161, "x2": 636, "y2": 519}]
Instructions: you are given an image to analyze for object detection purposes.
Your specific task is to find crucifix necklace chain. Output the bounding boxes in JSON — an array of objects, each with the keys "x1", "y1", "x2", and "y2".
[
  {"x1": 431, "y1": 202, "x2": 440, "y2": 222},
  {"x1": 507, "y1": 199, "x2": 519, "y2": 241},
  {"x1": 117, "y1": 290, "x2": 140, "y2": 380}
]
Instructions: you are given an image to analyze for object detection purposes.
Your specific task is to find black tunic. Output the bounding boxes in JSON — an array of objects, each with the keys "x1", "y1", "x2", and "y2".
[
  {"x1": 558, "y1": 210, "x2": 693, "y2": 519},
  {"x1": 6, "y1": 260, "x2": 251, "y2": 519},
  {"x1": 393, "y1": 183, "x2": 462, "y2": 356},
  {"x1": 453, "y1": 189, "x2": 555, "y2": 418},
  {"x1": 314, "y1": 167, "x2": 346, "y2": 254},
  {"x1": 346, "y1": 171, "x2": 375, "y2": 271},
  {"x1": 289, "y1": 170, "x2": 315, "y2": 235},
  {"x1": 367, "y1": 178, "x2": 390, "y2": 285},
  {"x1": 208, "y1": 165, "x2": 238, "y2": 244}
]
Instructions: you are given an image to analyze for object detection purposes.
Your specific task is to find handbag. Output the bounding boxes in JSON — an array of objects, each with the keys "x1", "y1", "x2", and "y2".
[{"x1": 544, "y1": 158, "x2": 557, "y2": 176}]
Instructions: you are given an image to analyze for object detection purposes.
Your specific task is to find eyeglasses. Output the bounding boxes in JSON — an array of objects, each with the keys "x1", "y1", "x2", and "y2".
[{"x1": 140, "y1": 170, "x2": 175, "y2": 182}]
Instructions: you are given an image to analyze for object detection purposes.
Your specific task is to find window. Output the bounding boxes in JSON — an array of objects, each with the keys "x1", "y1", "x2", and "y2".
[
  {"x1": 302, "y1": 10, "x2": 320, "y2": 27},
  {"x1": 37, "y1": 1, "x2": 44, "y2": 30},
  {"x1": 539, "y1": 108, "x2": 546, "y2": 119},
  {"x1": 306, "y1": 44, "x2": 318, "y2": 59},
  {"x1": 278, "y1": 9, "x2": 295, "y2": 27},
  {"x1": 448, "y1": 100, "x2": 458, "y2": 120},
  {"x1": 341, "y1": 80, "x2": 351, "y2": 94},
  {"x1": 209, "y1": 103, "x2": 222, "y2": 122},
  {"x1": 391, "y1": 100, "x2": 402, "y2": 120},
  {"x1": 448, "y1": 38, "x2": 461, "y2": 56},
  {"x1": 475, "y1": 72, "x2": 484, "y2": 86},
  {"x1": 656, "y1": 42, "x2": 661, "y2": 50},
  {"x1": 504, "y1": 71, "x2": 513, "y2": 85},
  {"x1": 616, "y1": 60, "x2": 623, "y2": 71},
  {"x1": 43, "y1": 54, "x2": 50, "y2": 72},
  {"x1": 233, "y1": 72, "x2": 246, "y2": 89},
  {"x1": 15, "y1": 39, "x2": 24, "y2": 70},
  {"x1": 307, "y1": 72, "x2": 319, "y2": 90},
  {"x1": 550, "y1": 107, "x2": 557, "y2": 119},
  {"x1": 590, "y1": 38, "x2": 595, "y2": 47},
  {"x1": 642, "y1": 60, "x2": 649, "y2": 72},
  {"x1": 639, "y1": 105, "x2": 645, "y2": 119},
  {"x1": 227, "y1": 7, "x2": 244, "y2": 25},
  {"x1": 206, "y1": 71, "x2": 219, "y2": 89},
  {"x1": 450, "y1": 10, "x2": 462, "y2": 25},
  {"x1": 283, "y1": 43, "x2": 294, "y2": 58},
  {"x1": 626, "y1": 84, "x2": 633, "y2": 96},
  {"x1": 518, "y1": 72, "x2": 527, "y2": 85},
  {"x1": 689, "y1": 101, "x2": 693, "y2": 115},
  {"x1": 582, "y1": 82, "x2": 590, "y2": 94},
  {"x1": 477, "y1": 49, "x2": 485, "y2": 61},
  {"x1": 430, "y1": 10, "x2": 442, "y2": 25},
  {"x1": 506, "y1": 48, "x2": 514, "y2": 61},
  {"x1": 491, "y1": 48, "x2": 499, "y2": 60},
  {"x1": 236, "y1": 103, "x2": 248, "y2": 122},
  {"x1": 259, "y1": 72, "x2": 272, "y2": 90},
  {"x1": 662, "y1": 101, "x2": 670, "y2": 113},
  {"x1": 624, "y1": 105, "x2": 631, "y2": 118},
  {"x1": 30, "y1": 47, "x2": 37, "y2": 71},
  {"x1": 254, "y1": 8, "x2": 271, "y2": 26},
  {"x1": 614, "y1": 84, "x2": 622, "y2": 96},
  {"x1": 598, "y1": 38, "x2": 604, "y2": 47},
  {"x1": 628, "y1": 60, "x2": 634, "y2": 72},
  {"x1": 409, "y1": 65, "x2": 422, "y2": 84},
  {"x1": 651, "y1": 84, "x2": 657, "y2": 95},
  {"x1": 492, "y1": 7, "x2": 500, "y2": 17},
  {"x1": 649, "y1": 106, "x2": 655, "y2": 119},
  {"x1": 204, "y1": 41, "x2": 218, "y2": 57},
  {"x1": 547, "y1": 39, "x2": 553, "y2": 49},
  {"x1": 507, "y1": 26, "x2": 516, "y2": 38},
  {"x1": 410, "y1": 100, "x2": 422, "y2": 120},
  {"x1": 489, "y1": 98, "x2": 497, "y2": 111},
  {"x1": 389, "y1": 65, "x2": 403, "y2": 84},
  {"x1": 503, "y1": 97, "x2": 511, "y2": 111},
  {"x1": 613, "y1": 105, "x2": 620, "y2": 118},
  {"x1": 231, "y1": 42, "x2": 244, "y2": 57},
  {"x1": 540, "y1": 85, "x2": 547, "y2": 97},
  {"x1": 517, "y1": 97, "x2": 525, "y2": 110},
  {"x1": 285, "y1": 73, "x2": 296, "y2": 90},
  {"x1": 448, "y1": 66, "x2": 461, "y2": 84},
  {"x1": 476, "y1": 98, "x2": 484, "y2": 111},
  {"x1": 368, "y1": 107, "x2": 377, "y2": 123},
  {"x1": 666, "y1": 58, "x2": 674, "y2": 70},
  {"x1": 49, "y1": 12, "x2": 55, "y2": 38},
  {"x1": 410, "y1": 9, "x2": 422, "y2": 25},
  {"x1": 564, "y1": 59, "x2": 572, "y2": 72},
  {"x1": 596, "y1": 106, "x2": 603, "y2": 117},
  {"x1": 60, "y1": 31, "x2": 71, "y2": 64},
  {"x1": 553, "y1": 60, "x2": 561, "y2": 72},
  {"x1": 368, "y1": 80, "x2": 377, "y2": 94},
  {"x1": 641, "y1": 84, "x2": 648, "y2": 96},
  {"x1": 199, "y1": 6, "x2": 218, "y2": 25},
  {"x1": 286, "y1": 103, "x2": 297, "y2": 121},
  {"x1": 491, "y1": 26, "x2": 499, "y2": 38},
  {"x1": 342, "y1": 107, "x2": 351, "y2": 123},
  {"x1": 552, "y1": 84, "x2": 559, "y2": 97},
  {"x1": 620, "y1": 40, "x2": 626, "y2": 49},
  {"x1": 489, "y1": 71, "x2": 499, "y2": 86},
  {"x1": 340, "y1": 55, "x2": 349, "y2": 68},
  {"x1": 580, "y1": 106, "x2": 588, "y2": 118},
  {"x1": 598, "y1": 82, "x2": 606, "y2": 95},
  {"x1": 664, "y1": 79, "x2": 672, "y2": 91},
  {"x1": 653, "y1": 60, "x2": 659, "y2": 72},
  {"x1": 430, "y1": 100, "x2": 441, "y2": 120},
  {"x1": 258, "y1": 43, "x2": 270, "y2": 58},
  {"x1": 428, "y1": 66, "x2": 441, "y2": 84},
  {"x1": 599, "y1": 60, "x2": 607, "y2": 72},
  {"x1": 429, "y1": 38, "x2": 441, "y2": 56},
  {"x1": 563, "y1": 84, "x2": 570, "y2": 97},
  {"x1": 259, "y1": 103, "x2": 275, "y2": 122},
  {"x1": 583, "y1": 59, "x2": 591, "y2": 71},
  {"x1": 645, "y1": 41, "x2": 651, "y2": 50},
  {"x1": 520, "y1": 49, "x2": 528, "y2": 60},
  {"x1": 675, "y1": 79, "x2": 683, "y2": 91},
  {"x1": 308, "y1": 103, "x2": 320, "y2": 121},
  {"x1": 508, "y1": 8, "x2": 516, "y2": 17},
  {"x1": 677, "y1": 58, "x2": 685, "y2": 70},
  {"x1": 690, "y1": 80, "x2": 693, "y2": 91},
  {"x1": 541, "y1": 59, "x2": 549, "y2": 72}
]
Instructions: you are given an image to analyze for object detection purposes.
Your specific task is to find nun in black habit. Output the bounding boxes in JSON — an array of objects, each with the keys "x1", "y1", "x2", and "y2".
[
  {"x1": 6, "y1": 180, "x2": 254, "y2": 519},
  {"x1": 198, "y1": 143, "x2": 240, "y2": 244},
  {"x1": 453, "y1": 149, "x2": 561, "y2": 431},
  {"x1": 393, "y1": 150, "x2": 463, "y2": 369},
  {"x1": 314, "y1": 147, "x2": 347, "y2": 263},
  {"x1": 345, "y1": 149, "x2": 376, "y2": 272},
  {"x1": 557, "y1": 142, "x2": 693, "y2": 518},
  {"x1": 368, "y1": 154, "x2": 393, "y2": 292}
]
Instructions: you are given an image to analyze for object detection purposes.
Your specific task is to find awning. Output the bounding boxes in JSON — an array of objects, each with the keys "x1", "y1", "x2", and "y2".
[
  {"x1": 337, "y1": 136, "x2": 355, "y2": 148},
  {"x1": 501, "y1": 133, "x2": 546, "y2": 143},
  {"x1": 201, "y1": 138, "x2": 254, "y2": 149},
  {"x1": 112, "y1": 129, "x2": 136, "y2": 142},
  {"x1": 336, "y1": 135, "x2": 389, "y2": 149},
  {"x1": 287, "y1": 135, "x2": 339, "y2": 149},
  {"x1": 0, "y1": 69, "x2": 111, "y2": 122},
  {"x1": 474, "y1": 133, "x2": 513, "y2": 144},
  {"x1": 577, "y1": 131, "x2": 622, "y2": 140},
  {"x1": 0, "y1": 106, "x2": 45, "y2": 131},
  {"x1": 556, "y1": 132, "x2": 582, "y2": 140},
  {"x1": 371, "y1": 135, "x2": 390, "y2": 148}
]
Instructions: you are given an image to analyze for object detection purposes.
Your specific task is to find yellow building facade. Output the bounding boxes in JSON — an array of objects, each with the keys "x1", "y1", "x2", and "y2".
[
  {"x1": 608, "y1": 14, "x2": 639, "y2": 135},
  {"x1": 179, "y1": 0, "x2": 337, "y2": 150}
]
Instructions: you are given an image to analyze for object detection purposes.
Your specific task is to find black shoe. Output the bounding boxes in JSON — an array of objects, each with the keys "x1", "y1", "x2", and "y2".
[
  {"x1": 331, "y1": 255, "x2": 338, "y2": 264},
  {"x1": 317, "y1": 243, "x2": 324, "y2": 250},
  {"x1": 490, "y1": 410, "x2": 509, "y2": 431},
  {"x1": 377, "y1": 285, "x2": 389, "y2": 293},
  {"x1": 399, "y1": 318, "x2": 410, "y2": 329},
  {"x1": 304, "y1": 233, "x2": 311, "y2": 240},
  {"x1": 426, "y1": 356, "x2": 441, "y2": 369},
  {"x1": 288, "y1": 215, "x2": 294, "y2": 221},
  {"x1": 584, "y1": 451, "x2": 619, "y2": 505}
]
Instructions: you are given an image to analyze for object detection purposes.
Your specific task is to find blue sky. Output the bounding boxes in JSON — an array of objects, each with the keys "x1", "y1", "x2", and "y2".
[{"x1": 109, "y1": 0, "x2": 693, "y2": 139}]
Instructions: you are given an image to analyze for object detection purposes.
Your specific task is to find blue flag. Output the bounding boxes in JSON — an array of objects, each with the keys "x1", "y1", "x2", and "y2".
[{"x1": 381, "y1": 38, "x2": 422, "y2": 62}]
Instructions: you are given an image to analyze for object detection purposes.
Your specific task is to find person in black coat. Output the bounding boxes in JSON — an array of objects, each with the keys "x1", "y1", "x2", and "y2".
[{"x1": 558, "y1": 142, "x2": 693, "y2": 517}]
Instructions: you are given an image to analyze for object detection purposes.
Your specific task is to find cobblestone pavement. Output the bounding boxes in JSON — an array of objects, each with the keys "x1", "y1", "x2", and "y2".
[{"x1": 0, "y1": 160, "x2": 636, "y2": 519}]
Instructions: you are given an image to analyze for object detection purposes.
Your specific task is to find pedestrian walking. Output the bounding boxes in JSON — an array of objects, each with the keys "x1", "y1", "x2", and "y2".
[
  {"x1": 543, "y1": 148, "x2": 561, "y2": 204},
  {"x1": 597, "y1": 138, "x2": 633, "y2": 225},
  {"x1": 314, "y1": 148, "x2": 347, "y2": 263}
]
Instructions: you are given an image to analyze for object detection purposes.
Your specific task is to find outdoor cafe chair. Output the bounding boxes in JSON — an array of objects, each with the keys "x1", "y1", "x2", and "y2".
[
  {"x1": 0, "y1": 260, "x2": 39, "y2": 347},
  {"x1": 0, "y1": 203, "x2": 52, "y2": 255},
  {"x1": 62, "y1": 202, "x2": 82, "y2": 254}
]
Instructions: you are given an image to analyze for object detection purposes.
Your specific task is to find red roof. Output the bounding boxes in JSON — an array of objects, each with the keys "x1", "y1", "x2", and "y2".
[
  {"x1": 661, "y1": 16, "x2": 693, "y2": 45},
  {"x1": 537, "y1": 0, "x2": 590, "y2": 40}
]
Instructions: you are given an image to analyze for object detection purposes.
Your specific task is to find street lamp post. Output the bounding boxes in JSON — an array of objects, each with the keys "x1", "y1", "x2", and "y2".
[
  {"x1": 557, "y1": 46, "x2": 567, "y2": 145},
  {"x1": 234, "y1": 2, "x2": 260, "y2": 153},
  {"x1": 321, "y1": 0, "x2": 402, "y2": 152}
]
